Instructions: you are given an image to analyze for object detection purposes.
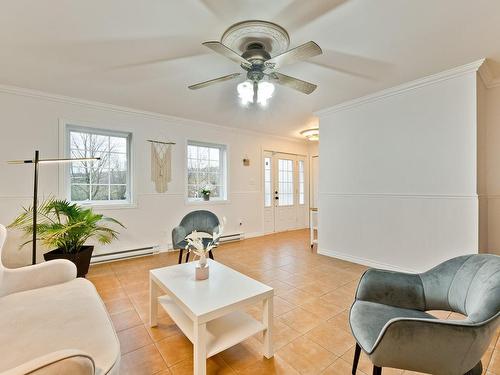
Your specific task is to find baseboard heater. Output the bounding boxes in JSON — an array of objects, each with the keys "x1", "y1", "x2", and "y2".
[
  {"x1": 91, "y1": 246, "x2": 158, "y2": 264},
  {"x1": 90, "y1": 233, "x2": 243, "y2": 264}
]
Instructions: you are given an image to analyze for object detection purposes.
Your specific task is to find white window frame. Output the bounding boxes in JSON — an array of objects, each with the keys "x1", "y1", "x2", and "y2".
[
  {"x1": 185, "y1": 140, "x2": 228, "y2": 203},
  {"x1": 63, "y1": 123, "x2": 133, "y2": 208}
]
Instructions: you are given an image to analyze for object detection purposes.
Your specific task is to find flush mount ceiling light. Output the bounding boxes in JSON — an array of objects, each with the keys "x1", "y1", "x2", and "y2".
[
  {"x1": 188, "y1": 20, "x2": 322, "y2": 106},
  {"x1": 300, "y1": 128, "x2": 319, "y2": 141}
]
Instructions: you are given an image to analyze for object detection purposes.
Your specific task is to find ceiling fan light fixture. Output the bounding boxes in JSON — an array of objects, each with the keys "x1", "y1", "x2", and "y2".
[
  {"x1": 257, "y1": 81, "x2": 274, "y2": 106},
  {"x1": 300, "y1": 128, "x2": 319, "y2": 141},
  {"x1": 237, "y1": 81, "x2": 254, "y2": 105},
  {"x1": 237, "y1": 80, "x2": 275, "y2": 106}
]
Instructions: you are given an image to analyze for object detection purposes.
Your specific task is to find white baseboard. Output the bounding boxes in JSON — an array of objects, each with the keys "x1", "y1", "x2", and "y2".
[{"x1": 317, "y1": 247, "x2": 417, "y2": 273}]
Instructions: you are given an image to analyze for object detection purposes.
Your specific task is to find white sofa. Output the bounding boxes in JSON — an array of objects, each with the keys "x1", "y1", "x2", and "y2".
[{"x1": 0, "y1": 225, "x2": 120, "y2": 374}]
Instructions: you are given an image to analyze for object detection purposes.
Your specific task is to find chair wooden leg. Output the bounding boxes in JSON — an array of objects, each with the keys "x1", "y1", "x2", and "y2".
[
  {"x1": 185, "y1": 251, "x2": 190, "y2": 263},
  {"x1": 352, "y1": 343, "x2": 361, "y2": 375},
  {"x1": 177, "y1": 249, "x2": 183, "y2": 264},
  {"x1": 373, "y1": 366, "x2": 382, "y2": 375},
  {"x1": 208, "y1": 250, "x2": 214, "y2": 260}
]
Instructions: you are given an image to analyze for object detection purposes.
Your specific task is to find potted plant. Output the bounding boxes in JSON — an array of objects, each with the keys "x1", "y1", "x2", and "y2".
[
  {"x1": 200, "y1": 186, "x2": 211, "y2": 201},
  {"x1": 9, "y1": 198, "x2": 124, "y2": 277}
]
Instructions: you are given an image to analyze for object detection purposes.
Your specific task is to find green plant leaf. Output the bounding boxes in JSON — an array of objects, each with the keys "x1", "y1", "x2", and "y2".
[{"x1": 8, "y1": 197, "x2": 124, "y2": 253}]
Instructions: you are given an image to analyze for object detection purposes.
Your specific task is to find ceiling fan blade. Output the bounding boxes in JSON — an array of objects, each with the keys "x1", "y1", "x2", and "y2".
[
  {"x1": 269, "y1": 72, "x2": 317, "y2": 94},
  {"x1": 264, "y1": 41, "x2": 322, "y2": 72},
  {"x1": 202, "y1": 41, "x2": 252, "y2": 68},
  {"x1": 188, "y1": 73, "x2": 241, "y2": 90}
]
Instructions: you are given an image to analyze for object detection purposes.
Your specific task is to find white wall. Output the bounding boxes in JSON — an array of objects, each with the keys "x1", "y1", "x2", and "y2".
[
  {"x1": 0, "y1": 86, "x2": 309, "y2": 267},
  {"x1": 316, "y1": 63, "x2": 481, "y2": 272}
]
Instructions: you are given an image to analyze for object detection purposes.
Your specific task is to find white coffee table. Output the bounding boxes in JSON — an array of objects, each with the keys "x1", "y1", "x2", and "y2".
[{"x1": 150, "y1": 259, "x2": 274, "y2": 375}]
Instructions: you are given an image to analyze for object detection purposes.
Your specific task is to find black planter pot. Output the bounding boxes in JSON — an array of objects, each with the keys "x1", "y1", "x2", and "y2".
[
  {"x1": 43, "y1": 245, "x2": 94, "y2": 278},
  {"x1": 203, "y1": 194, "x2": 210, "y2": 201}
]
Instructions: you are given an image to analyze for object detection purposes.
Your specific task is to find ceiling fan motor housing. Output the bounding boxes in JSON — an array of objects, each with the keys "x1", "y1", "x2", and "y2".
[{"x1": 242, "y1": 42, "x2": 272, "y2": 82}]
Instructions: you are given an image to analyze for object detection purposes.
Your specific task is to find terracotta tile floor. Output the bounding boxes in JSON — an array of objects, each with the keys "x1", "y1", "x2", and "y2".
[{"x1": 88, "y1": 229, "x2": 500, "y2": 375}]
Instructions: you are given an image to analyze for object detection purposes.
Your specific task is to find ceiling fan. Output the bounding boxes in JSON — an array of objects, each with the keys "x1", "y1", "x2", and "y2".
[{"x1": 188, "y1": 20, "x2": 322, "y2": 105}]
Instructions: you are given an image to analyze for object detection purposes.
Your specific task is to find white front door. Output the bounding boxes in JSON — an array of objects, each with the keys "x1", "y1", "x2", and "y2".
[{"x1": 263, "y1": 151, "x2": 308, "y2": 233}]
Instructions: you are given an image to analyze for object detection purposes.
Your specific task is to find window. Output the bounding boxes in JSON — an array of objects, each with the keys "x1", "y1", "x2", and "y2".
[
  {"x1": 298, "y1": 160, "x2": 305, "y2": 205},
  {"x1": 264, "y1": 157, "x2": 272, "y2": 207},
  {"x1": 278, "y1": 159, "x2": 294, "y2": 206},
  {"x1": 66, "y1": 125, "x2": 131, "y2": 205},
  {"x1": 187, "y1": 141, "x2": 227, "y2": 201}
]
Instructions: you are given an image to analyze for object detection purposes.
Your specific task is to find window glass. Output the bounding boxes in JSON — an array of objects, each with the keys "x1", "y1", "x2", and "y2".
[
  {"x1": 67, "y1": 126, "x2": 131, "y2": 204},
  {"x1": 298, "y1": 160, "x2": 305, "y2": 205},
  {"x1": 187, "y1": 141, "x2": 227, "y2": 200}
]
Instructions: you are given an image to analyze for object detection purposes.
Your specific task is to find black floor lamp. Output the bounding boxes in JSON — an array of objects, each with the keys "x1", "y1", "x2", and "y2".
[{"x1": 8, "y1": 150, "x2": 100, "y2": 265}]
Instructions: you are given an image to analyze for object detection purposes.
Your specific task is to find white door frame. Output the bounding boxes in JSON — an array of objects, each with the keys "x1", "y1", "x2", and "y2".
[{"x1": 263, "y1": 150, "x2": 308, "y2": 234}]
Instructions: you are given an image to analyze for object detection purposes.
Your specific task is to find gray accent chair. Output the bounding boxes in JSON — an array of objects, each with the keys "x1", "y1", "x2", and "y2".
[
  {"x1": 349, "y1": 254, "x2": 500, "y2": 375},
  {"x1": 172, "y1": 210, "x2": 220, "y2": 264}
]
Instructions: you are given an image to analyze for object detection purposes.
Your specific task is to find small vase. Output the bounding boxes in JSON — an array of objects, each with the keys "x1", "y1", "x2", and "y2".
[
  {"x1": 199, "y1": 253, "x2": 207, "y2": 268},
  {"x1": 196, "y1": 254, "x2": 209, "y2": 280},
  {"x1": 203, "y1": 194, "x2": 210, "y2": 201}
]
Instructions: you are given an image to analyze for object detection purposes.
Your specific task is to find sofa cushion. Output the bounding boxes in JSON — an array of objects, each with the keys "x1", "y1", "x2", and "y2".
[
  {"x1": 350, "y1": 300, "x2": 436, "y2": 353},
  {"x1": 0, "y1": 278, "x2": 120, "y2": 375}
]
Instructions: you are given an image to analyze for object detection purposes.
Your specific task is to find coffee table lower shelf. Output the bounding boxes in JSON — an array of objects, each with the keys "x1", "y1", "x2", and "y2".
[{"x1": 158, "y1": 296, "x2": 265, "y2": 358}]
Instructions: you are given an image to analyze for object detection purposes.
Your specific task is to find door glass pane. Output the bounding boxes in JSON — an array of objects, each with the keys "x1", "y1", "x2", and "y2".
[
  {"x1": 298, "y1": 160, "x2": 305, "y2": 205},
  {"x1": 278, "y1": 159, "x2": 293, "y2": 206},
  {"x1": 264, "y1": 157, "x2": 272, "y2": 207}
]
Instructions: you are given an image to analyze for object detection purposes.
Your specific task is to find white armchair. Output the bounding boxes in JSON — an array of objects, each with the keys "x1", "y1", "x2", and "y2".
[
  {"x1": 0, "y1": 224, "x2": 120, "y2": 375},
  {"x1": 0, "y1": 225, "x2": 77, "y2": 297}
]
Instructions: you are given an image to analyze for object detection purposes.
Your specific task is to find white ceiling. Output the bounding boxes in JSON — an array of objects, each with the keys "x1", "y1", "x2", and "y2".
[{"x1": 1, "y1": 0, "x2": 500, "y2": 138}]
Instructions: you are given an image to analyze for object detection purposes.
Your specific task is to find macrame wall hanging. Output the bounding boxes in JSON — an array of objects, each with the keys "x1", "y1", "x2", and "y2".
[{"x1": 148, "y1": 139, "x2": 175, "y2": 193}]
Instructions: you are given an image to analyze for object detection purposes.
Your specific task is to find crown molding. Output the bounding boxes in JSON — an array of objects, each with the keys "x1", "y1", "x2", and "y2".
[
  {"x1": 478, "y1": 59, "x2": 500, "y2": 89},
  {"x1": 315, "y1": 59, "x2": 486, "y2": 117},
  {"x1": 0, "y1": 83, "x2": 306, "y2": 144}
]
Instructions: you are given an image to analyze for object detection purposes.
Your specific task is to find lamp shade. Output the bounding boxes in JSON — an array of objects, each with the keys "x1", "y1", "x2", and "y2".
[
  {"x1": 257, "y1": 82, "x2": 274, "y2": 105},
  {"x1": 237, "y1": 81, "x2": 254, "y2": 105}
]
